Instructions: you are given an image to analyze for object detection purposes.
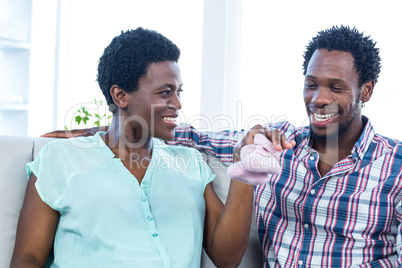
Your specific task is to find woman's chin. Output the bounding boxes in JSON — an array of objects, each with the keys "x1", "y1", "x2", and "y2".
[{"x1": 154, "y1": 131, "x2": 175, "y2": 141}]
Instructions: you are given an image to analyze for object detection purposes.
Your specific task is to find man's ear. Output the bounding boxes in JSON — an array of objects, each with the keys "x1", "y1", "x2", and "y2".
[
  {"x1": 110, "y1": 85, "x2": 128, "y2": 109},
  {"x1": 360, "y1": 80, "x2": 375, "y2": 103}
]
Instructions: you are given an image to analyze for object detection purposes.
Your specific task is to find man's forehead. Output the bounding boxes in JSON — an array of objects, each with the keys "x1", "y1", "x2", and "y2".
[{"x1": 306, "y1": 49, "x2": 355, "y2": 76}]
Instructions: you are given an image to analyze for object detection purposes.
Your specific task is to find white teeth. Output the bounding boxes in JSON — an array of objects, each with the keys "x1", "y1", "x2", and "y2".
[
  {"x1": 163, "y1": 117, "x2": 176, "y2": 122},
  {"x1": 313, "y1": 113, "x2": 336, "y2": 122}
]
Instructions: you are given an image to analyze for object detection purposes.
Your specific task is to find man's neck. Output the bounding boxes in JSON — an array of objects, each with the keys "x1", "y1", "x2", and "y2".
[{"x1": 311, "y1": 123, "x2": 365, "y2": 176}]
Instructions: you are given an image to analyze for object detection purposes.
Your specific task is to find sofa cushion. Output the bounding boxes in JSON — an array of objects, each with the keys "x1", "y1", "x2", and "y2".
[
  {"x1": 33, "y1": 137, "x2": 58, "y2": 159},
  {"x1": 0, "y1": 136, "x2": 33, "y2": 268}
]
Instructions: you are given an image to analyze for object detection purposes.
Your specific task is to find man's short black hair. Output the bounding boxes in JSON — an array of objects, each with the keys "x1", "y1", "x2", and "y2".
[
  {"x1": 97, "y1": 27, "x2": 181, "y2": 106},
  {"x1": 302, "y1": 25, "x2": 381, "y2": 87}
]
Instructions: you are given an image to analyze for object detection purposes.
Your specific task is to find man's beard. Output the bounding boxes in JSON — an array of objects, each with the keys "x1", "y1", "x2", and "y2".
[{"x1": 310, "y1": 100, "x2": 360, "y2": 141}]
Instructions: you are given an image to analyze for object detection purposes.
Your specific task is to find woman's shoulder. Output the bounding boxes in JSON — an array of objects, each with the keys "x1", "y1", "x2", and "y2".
[
  {"x1": 153, "y1": 138, "x2": 200, "y2": 157},
  {"x1": 37, "y1": 134, "x2": 106, "y2": 160}
]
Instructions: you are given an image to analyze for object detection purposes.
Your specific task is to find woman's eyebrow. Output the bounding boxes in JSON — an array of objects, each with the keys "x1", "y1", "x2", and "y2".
[{"x1": 157, "y1": 83, "x2": 183, "y2": 90}]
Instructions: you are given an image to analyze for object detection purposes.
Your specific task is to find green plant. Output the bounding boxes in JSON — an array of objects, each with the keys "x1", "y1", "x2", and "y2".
[
  {"x1": 65, "y1": 99, "x2": 112, "y2": 130},
  {"x1": 75, "y1": 107, "x2": 92, "y2": 125}
]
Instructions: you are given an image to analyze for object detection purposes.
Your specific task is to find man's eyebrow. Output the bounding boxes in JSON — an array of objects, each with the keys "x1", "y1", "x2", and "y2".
[
  {"x1": 305, "y1": 75, "x2": 346, "y2": 83},
  {"x1": 329, "y1": 78, "x2": 346, "y2": 83}
]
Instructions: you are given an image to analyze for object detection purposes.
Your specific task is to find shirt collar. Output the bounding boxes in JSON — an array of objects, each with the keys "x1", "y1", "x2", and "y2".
[
  {"x1": 302, "y1": 116, "x2": 376, "y2": 160},
  {"x1": 351, "y1": 116, "x2": 376, "y2": 160}
]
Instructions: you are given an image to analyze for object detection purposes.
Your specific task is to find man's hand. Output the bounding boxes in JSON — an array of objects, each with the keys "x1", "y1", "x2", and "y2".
[
  {"x1": 233, "y1": 124, "x2": 295, "y2": 163},
  {"x1": 41, "y1": 126, "x2": 109, "y2": 138}
]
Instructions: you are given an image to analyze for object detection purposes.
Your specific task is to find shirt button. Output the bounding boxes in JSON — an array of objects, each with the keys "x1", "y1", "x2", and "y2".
[
  {"x1": 141, "y1": 196, "x2": 147, "y2": 202},
  {"x1": 304, "y1": 223, "x2": 309, "y2": 229},
  {"x1": 147, "y1": 216, "x2": 153, "y2": 221},
  {"x1": 142, "y1": 180, "x2": 148, "y2": 185},
  {"x1": 309, "y1": 156, "x2": 315, "y2": 161},
  {"x1": 298, "y1": 260, "x2": 303, "y2": 266},
  {"x1": 310, "y1": 189, "x2": 316, "y2": 195},
  {"x1": 152, "y1": 233, "x2": 158, "y2": 237}
]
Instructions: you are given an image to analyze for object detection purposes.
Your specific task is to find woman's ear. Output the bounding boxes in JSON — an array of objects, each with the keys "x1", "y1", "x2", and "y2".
[
  {"x1": 110, "y1": 85, "x2": 128, "y2": 109},
  {"x1": 360, "y1": 80, "x2": 375, "y2": 103}
]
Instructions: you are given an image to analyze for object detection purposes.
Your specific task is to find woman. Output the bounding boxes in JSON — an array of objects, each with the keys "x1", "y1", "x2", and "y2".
[{"x1": 10, "y1": 28, "x2": 255, "y2": 268}]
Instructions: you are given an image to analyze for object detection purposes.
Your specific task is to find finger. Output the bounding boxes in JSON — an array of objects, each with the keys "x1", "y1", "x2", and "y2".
[
  {"x1": 270, "y1": 129, "x2": 282, "y2": 151},
  {"x1": 233, "y1": 125, "x2": 264, "y2": 162},
  {"x1": 280, "y1": 134, "x2": 296, "y2": 149},
  {"x1": 262, "y1": 127, "x2": 272, "y2": 141},
  {"x1": 247, "y1": 125, "x2": 265, "y2": 144}
]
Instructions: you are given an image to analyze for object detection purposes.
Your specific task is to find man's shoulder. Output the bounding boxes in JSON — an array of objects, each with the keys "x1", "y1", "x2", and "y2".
[{"x1": 372, "y1": 132, "x2": 402, "y2": 152}]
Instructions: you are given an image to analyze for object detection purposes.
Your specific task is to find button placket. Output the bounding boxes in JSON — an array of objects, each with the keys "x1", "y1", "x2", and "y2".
[
  {"x1": 135, "y1": 186, "x2": 169, "y2": 266},
  {"x1": 114, "y1": 145, "x2": 170, "y2": 268}
]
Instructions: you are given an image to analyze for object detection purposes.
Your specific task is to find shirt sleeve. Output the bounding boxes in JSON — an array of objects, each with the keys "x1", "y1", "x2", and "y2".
[
  {"x1": 395, "y1": 196, "x2": 402, "y2": 266},
  {"x1": 26, "y1": 141, "x2": 69, "y2": 211},
  {"x1": 167, "y1": 123, "x2": 246, "y2": 163},
  {"x1": 194, "y1": 150, "x2": 216, "y2": 192}
]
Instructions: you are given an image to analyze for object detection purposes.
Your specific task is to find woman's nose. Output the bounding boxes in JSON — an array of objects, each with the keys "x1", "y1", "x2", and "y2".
[{"x1": 169, "y1": 94, "x2": 182, "y2": 111}]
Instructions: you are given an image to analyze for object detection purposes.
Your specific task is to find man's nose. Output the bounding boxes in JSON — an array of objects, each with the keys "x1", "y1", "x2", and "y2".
[{"x1": 312, "y1": 86, "x2": 332, "y2": 107}]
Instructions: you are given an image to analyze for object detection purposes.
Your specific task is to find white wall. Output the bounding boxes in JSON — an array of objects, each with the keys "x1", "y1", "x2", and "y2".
[
  {"x1": 239, "y1": 0, "x2": 402, "y2": 139},
  {"x1": 54, "y1": 0, "x2": 204, "y2": 131},
  {"x1": 4, "y1": 0, "x2": 401, "y2": 139}
]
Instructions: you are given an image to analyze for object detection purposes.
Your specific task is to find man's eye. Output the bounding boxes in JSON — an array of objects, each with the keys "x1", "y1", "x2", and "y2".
[
  {"x1": 177, "y1": 89, "x2": 183, "y2": 96},
  {"x1": 331, "y1": 86, "x2": 343, "y2": 91},
  {"x1": 305, "y1": 82, "x2": 316, "y2": 88},
  {"x1": 159, "y1": 90, "x2": 170, "y2": 96}
]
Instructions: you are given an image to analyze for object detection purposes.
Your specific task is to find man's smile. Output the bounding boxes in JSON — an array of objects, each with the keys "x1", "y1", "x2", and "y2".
[{"x1": 312, "y1": 112, "x2": 337, "y2": 122}]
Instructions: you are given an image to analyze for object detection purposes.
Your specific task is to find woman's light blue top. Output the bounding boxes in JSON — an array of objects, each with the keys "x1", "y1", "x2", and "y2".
[{"x1": 27, "y1": 132, "x2": 215, "y2": 268}]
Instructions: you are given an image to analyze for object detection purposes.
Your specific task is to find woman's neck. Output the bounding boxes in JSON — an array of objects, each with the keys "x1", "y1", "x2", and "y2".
[{"x1": 101, "y1": 116, "x2": 153, "y2": 160}]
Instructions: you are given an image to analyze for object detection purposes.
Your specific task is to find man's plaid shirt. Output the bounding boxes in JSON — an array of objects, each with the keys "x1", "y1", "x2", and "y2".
[{"x1": 168, "y1": 117, "x2": 402, "y2": 267}]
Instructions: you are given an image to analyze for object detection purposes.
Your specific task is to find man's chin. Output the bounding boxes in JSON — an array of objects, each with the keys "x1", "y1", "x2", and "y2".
[{"x1": 309, "y1": 125, "x2": 339, "y2": 141}]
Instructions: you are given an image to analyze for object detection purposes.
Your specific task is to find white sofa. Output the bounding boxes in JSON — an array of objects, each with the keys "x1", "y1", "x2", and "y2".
[{"x1": 0, "y1": 135, "x2": 263, "y2": 268}]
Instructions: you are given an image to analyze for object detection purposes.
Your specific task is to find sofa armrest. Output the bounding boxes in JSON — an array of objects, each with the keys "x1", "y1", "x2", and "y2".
[{"x1": 0, "y1": 136, "x2": 34, "y2": 268}]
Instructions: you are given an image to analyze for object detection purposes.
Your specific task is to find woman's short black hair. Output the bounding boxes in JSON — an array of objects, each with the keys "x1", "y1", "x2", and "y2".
[
  {"x1": 97, "y1": 27, "x2": 181, "y2": 106},
  {"x1": 302, "y1": 25, "x2": 381, "y2": 87}
]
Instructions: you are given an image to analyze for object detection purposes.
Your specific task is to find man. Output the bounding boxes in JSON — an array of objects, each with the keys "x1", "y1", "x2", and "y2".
[
  {"x1": 46, "y1": 25, "x2": 402, "y2": 267},
  {"x1": 161, "y1": 25, "x2": 402, "y2": 267}
]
